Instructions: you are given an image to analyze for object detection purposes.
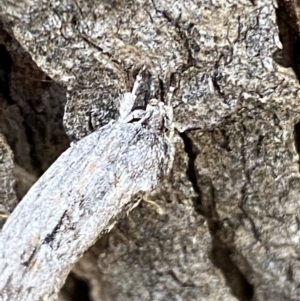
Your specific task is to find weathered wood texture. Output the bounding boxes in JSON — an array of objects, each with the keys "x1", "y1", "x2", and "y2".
[
  {"x1": 0, "y1": 26, "x2": 69, "y2": 206},
  {"x1": 0, "y1": 134, "x2": 17, "y2": 228},
  {"x1": 2, "y1": 0, "x2": 300, "y2": 301}
]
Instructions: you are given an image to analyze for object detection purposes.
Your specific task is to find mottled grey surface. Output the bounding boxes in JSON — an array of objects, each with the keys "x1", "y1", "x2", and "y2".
[
  {"x1": 1, "y1": 0, "x2": 300, "y2": 300},
  {"x1": 0, "y1": 134, "x2": 17, "y2": 228},
  {"x1": 0, "y1": 26, "x2": 69, "y2": 227}
]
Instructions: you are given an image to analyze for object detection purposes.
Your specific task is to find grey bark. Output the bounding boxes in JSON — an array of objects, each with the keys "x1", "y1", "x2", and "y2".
[
  {"x1": 0, "y1": 134, "x2": 17, "y2": 228},
  {"x1": 1, "y1": 0, "x2": 300, "y2": 301},
  {"x1": 0, "y1": 25, "x2": 69, "y2": 202}
]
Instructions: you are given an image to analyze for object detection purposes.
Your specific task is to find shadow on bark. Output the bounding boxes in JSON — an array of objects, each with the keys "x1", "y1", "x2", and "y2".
[
  {"x1": 61, "y1": 273, "x2": 92, "y2": 301},
  {"x1": 180, "y1": 131, "x2": 254, "y2": 301},
  {"x1": 274, "y1": 1, "x2": 300, "y2": 81}
]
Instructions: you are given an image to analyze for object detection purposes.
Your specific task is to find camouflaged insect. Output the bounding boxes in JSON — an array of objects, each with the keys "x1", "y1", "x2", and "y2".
[{"x1": 0, "y1": 69, "x2": 175, "y2": 301}]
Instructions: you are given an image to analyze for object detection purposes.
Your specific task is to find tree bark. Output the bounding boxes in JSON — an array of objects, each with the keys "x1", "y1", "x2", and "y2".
[{"x1": 2, "y1": 0, "x2": 300, "y2": 301}]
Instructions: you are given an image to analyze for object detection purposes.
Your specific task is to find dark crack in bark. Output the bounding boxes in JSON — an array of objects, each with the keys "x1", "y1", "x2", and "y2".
[
  {"x1": 294, "y1": 121, "x2": 300, "y2": 172},
  {"x1": 180, "y1": 130, "x2": 254, "y2": 301},
  {"x1": 275, "y1": 0, "x2": 300, "y2": 80}
]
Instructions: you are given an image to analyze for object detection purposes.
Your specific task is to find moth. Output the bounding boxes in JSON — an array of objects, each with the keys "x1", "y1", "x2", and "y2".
[{"x1": 0, "y1": 68, "x2": 175, "y2": 301}]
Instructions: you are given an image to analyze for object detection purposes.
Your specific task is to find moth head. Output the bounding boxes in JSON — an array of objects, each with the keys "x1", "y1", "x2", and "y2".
[{"x1": 148, "y1": 98, "x2": 159, "y2": 106}]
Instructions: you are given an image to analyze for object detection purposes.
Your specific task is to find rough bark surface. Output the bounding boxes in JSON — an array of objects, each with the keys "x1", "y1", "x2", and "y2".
[
  {"x1": 1, "y1": 0, "x2": 300, "y2": 301},
  {"x1": 0, "y1": 25, "x2": 70, "y2": 206},
  {"x1": 0, "y1": 134, "x2": 17, "y2": 228}
]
